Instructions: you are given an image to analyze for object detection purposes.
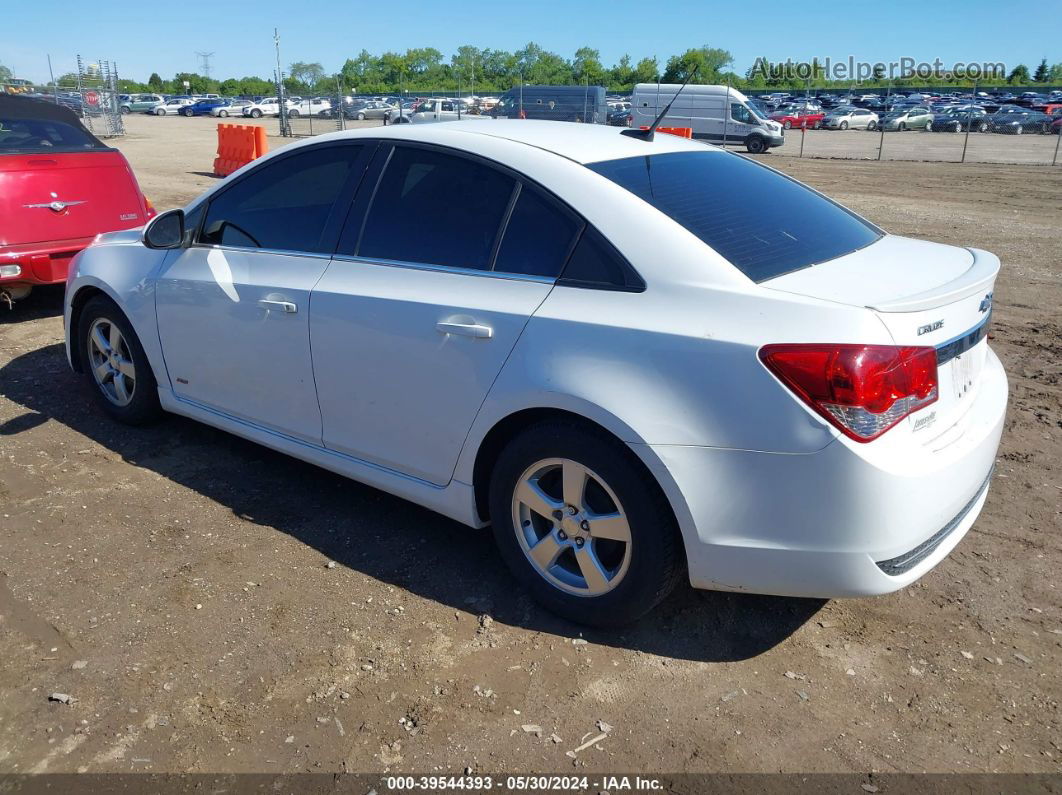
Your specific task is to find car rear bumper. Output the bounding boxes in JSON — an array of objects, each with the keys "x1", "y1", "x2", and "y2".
[
  {"x1": 1, "y1": 238, "x2": 96, "y2": 286},
  {"x1": 639, "y1": 346, "x2": 1007, "y2": 599}
]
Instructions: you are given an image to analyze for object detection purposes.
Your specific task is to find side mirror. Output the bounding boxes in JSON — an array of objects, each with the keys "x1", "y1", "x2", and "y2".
[{"x1": 143, "y1": 209, "x2": 185, "y2": 250}]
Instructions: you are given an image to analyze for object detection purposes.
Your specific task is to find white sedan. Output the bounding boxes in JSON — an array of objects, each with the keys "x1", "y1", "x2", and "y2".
[
  {"x1": 151, "y1": 98, "x2": 196, "y2": 116},
  {"x1": 63, "y1": 121, "x2": 1006, "y2": 626}
]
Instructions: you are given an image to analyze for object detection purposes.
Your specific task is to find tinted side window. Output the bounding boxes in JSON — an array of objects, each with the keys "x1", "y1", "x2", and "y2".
[
  {"x1": 201, "y1": 145, "x2": 357, "y2": 253},
  {"x1": 493, "y1": 185, "x2": 581, "y2": 278},
  {"x1": 560, "y1": 227, "x2": 643, "y2": 291},
  {"x1": 359, "y1": 146, "x2": 514, "y2": 271}
]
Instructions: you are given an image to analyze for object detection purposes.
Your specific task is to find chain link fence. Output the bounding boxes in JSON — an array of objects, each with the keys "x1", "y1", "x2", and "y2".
[{"x1": 4, "y1": 56, "x2": 126, "y2": 138}]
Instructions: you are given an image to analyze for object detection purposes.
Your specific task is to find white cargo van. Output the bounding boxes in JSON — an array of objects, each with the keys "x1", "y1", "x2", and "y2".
[{"x1": 631, "y1": 83, "x2": 784, "y2": 153}]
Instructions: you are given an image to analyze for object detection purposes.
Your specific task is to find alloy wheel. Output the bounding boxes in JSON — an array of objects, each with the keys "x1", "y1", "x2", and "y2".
[
  {"x1": 511, "y1": 458, "x2": 633, "y2": 597},
  {"x1": 87, "y1": 318, "x2": 136, "y2": 407}
]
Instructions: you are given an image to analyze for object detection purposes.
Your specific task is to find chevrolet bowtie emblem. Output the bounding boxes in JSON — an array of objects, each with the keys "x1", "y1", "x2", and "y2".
[{"x1": 24, "y1": 199, "x2": 87, "y2": 212}]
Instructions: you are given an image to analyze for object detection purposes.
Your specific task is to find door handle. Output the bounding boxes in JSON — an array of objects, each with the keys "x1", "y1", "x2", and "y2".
[
  {"x1": 436, "y1": 321, "x2": 493, "y2": 339},
  {"x1": 258, "y1": 299, "x2": 298, "y2": 314}
]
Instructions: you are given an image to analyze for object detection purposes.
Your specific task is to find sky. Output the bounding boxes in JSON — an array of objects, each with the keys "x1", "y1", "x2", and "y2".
[{"x1": 2, "y1": 0, "x2": 1058, "y2": 84}]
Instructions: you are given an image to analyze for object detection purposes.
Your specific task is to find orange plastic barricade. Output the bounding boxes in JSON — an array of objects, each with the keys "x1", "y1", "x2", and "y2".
[
  {"x1": 639, "y1": 125, "x2": 693, "y2": 138},
  {"x1": 212, "y1": 123, "x2": 270, "y2": 177}
]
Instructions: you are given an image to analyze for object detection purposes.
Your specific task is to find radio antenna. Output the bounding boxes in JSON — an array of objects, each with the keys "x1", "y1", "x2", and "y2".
[{"x1": 623, "y1": 63, "x2": 699, "y2": 140}]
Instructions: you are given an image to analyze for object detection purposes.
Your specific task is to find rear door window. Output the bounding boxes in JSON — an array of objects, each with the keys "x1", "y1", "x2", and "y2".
[
  {"x1": 358, "y1": 145, "x2": 514, "y2": 271},
  {"x1": 493, "y1": 185, "x2": 581, "y2": 278},
  {"x1": 588, "y1": 150, "x2": 881, "y2": 282}
]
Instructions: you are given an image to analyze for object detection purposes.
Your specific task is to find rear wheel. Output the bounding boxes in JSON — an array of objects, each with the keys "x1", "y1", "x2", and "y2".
[
  {"x1": 866, "y1": 120, "x2": 876, "y2": 131},
  {"x1": 120, "y1": 106, "x2": 130, "y2": 114},
  {"x1": 218, "y1": 109, "x2": 228, "y2": 117},
  {"x1": 181, "y1": 109, "x2": 193, "y2": 117},
  {"x1": 488, "y1": 421, "x2": 683, "y2": 627},
  {"x1": 78, "y1": 296, "x2": 162, "y2": 425}
]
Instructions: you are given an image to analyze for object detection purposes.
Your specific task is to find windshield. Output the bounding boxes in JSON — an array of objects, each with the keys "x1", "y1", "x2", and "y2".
[
  {"x1": 0, "y1": 117, "x2": 106, "y2": 153},
  {"x1": 587, "y1": 151, "x2": 881, "y2": 282}
]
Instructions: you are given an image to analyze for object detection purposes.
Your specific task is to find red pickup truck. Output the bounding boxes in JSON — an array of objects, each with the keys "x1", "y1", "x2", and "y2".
[{"x1": 0, "y1": 95, "x2": 153, "y2": 306}]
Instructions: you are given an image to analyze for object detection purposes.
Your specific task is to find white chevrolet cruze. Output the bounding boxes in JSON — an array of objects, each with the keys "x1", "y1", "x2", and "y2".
[{"x1": 64, "y1": 121, "x2": 1006, "y2": 626}]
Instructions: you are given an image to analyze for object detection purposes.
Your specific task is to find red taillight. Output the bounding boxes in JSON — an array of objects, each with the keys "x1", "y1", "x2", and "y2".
[{"x1": 759, "y1": 344, "x2": 939, "y2": 442}]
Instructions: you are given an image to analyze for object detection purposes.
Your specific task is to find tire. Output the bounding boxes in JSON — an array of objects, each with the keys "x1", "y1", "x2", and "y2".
[
  {"x1": 218, "y1": 109, "x2": 228, "y2": 117},
  {"x1": 1041, "y1": 123, "x2": 1050, "y2": 134},
  {"x1": 953, "y1": 123, "x2": 962, "y2": 133},
  {"x1": 839, "y1": 120, "x2": 848, "y2": 130},
  {"x1": 120, "y1": 106, "x2": 130, "y2": 114},
  {"x1": 977, "y1": 122, "x2": 988, "y2": 133},
  {"x1": 155, "y1": 107, "x2": 165, "y2": 116},
  {"x1": 288, "y1": 109, "x2": 300, "y2": 118},
  {"x1": 78, "y1": 295, "x2": 162, "y2": 426},
  {"x1": 488, "y1": 420, "x2": 683, "y2": 627},
  {"x1": 745, "y1": 136, "x2": 768, "y2": 154},
  {"x1": 1014, "y1": 125, "x2": 1022, "y2": 135},
  {"x1": 866, "y1": 120, "x2": 876, "y2": 131},
  {"x1": 813, "y1": 121, "x2": 821, "y2": 129},
  {"x1": 251, "y1": 109, "x2": 262, "y2": 118},
  {"x1": 181, "y1": 109, "x2": 192, "y2": 117},
  {"x1": 357, "y1": 112, "x2": 366, "y2": 120},
  {"x1": 783, "y1": 120, "x2": 792, "y2": 129},
  {"x1": 898, "y1": 122, "x2": 906, "y2": 131}
]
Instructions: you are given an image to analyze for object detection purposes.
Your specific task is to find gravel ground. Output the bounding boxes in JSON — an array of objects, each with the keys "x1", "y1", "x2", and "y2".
[{"x1": 0, "y1": 116, "x2": 1059, "y2": 775}]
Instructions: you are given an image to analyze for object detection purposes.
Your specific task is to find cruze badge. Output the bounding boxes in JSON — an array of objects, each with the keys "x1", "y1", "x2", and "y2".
[
  {"x1": 917, "y1": 320, "x2": 944, "y2": 336},
  {"x1": 979, "y1": 292, "x2": 993, "y2": 314}
]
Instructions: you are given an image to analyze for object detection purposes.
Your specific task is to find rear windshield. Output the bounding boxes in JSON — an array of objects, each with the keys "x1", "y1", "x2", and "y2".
[
  {"x1": 0, "y1": 118, "x2": 106, "y2": 153},
  {"x1": 587, "y1": 150, "x2": 881, "y2": 282}
]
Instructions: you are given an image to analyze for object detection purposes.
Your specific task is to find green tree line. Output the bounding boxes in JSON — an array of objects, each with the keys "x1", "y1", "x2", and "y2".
[{"x1": 7, "y1": 48, "x2": 1061, "y2": 96}]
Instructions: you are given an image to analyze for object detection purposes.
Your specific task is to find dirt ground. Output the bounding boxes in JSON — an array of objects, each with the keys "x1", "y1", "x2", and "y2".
[{"x1": 0, "y1": 115, "x2": 1060, "y2": 776}]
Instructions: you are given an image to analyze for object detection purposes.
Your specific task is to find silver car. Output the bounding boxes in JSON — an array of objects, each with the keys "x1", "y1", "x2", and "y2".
[{"x1": 821, "y1": 107, "x2": 879, "y2": 130}]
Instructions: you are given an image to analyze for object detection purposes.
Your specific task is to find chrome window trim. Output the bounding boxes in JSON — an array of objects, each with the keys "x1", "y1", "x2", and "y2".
[
  {"x1": 189, "y1": 243, "x2": 333, "y2": 260},
  {"x1": 330, "y1": 254, "x2": 557, "y2": 285}
]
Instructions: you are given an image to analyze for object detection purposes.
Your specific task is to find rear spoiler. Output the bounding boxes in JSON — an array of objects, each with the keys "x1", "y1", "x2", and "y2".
[{"x1": 867, "y1": 248, "x2": 1000, "y2": 313}]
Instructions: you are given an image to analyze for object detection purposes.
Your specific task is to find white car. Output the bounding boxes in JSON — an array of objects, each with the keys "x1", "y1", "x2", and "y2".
[
  {"x1": 410, "y1": 98, "x2": 488, "y2": 124},
  {"x1": 242, "y1": 97, "x2": 297, "y2": 118},
  {"x1": 211, "y1": 100, "x2": 253, "y2": 117},
  {"x1": 152, "y1": 98, "x2": 195, "y2": 116},
  {"x1": 63, "y1": 121, "x2": 1006, "y2": 626}
]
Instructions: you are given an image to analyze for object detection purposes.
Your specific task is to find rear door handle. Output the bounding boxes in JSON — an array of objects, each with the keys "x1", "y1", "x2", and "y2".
[
  {"x1": 258, "y1": 299, "x2": 298, "y2": 314},
  {"x1": 436, "y1": 321, "x2": 493, "y2": 339}
]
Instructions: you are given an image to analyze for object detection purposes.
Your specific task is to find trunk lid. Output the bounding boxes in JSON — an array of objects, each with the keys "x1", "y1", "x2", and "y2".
[
  {"x1": 764, "y1": 234, "x2": 998, "y2": 444},
  {"x1": 0, "y1": 150, "x2": 147, "y2": 247}
]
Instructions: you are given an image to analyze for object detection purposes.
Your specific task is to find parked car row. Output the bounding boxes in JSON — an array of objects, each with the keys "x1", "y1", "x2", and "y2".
[{"x1": 769, "y1": 101, "x2": 1061, "y2": 135}]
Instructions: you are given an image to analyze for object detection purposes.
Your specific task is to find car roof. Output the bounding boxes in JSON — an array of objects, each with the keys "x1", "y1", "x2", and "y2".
[{"x1": 311, "y1": 119, "x2": 711, "y2": 165}]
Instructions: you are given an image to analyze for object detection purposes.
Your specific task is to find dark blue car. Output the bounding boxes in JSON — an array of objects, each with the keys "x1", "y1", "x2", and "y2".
[{"x1": 180, "y1": 98, "x2": 230, "y2": 117}]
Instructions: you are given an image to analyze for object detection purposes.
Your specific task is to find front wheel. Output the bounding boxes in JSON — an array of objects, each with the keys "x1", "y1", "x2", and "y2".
[
  {"x1": 813, "y1": 120, "x2": 821, "y2": 129},
  {"x1": 357, "y1": 112, "x2": 366, "y2": 120},
  {"x1": 251, "y1": 109, "x2": 263, "y2": 118},
  {"x1": 783, "y1": 120, "x2": 792, "y2": 129},
  {"x1": 288, "y1": 109, "x2": 300, "y2": 117},
  {"x1": 745, "y1": 136, "x2": 768, "y2": 154},
  {"x1": 120, "y1": 106, "x2": 130, "y2": 114},
  {"x1": 1014, "y1": 125, "x2": 1022, "y2": 135},
  {"x1": 866, "y1": 120, "x2": 877, "y2": 131},
  {"x1": 977, "y1": 121, "x2": 989, "y2": 133},
  {"x1": 898, "y1": 122, "x2": 906, "y2": 131},
  {"x1": 839, "y1": 120, "x2": 849, "y2": 130},
  {"x1": 181, "y1": 109, "x2": 192, "y2": 117},
  {"x1": 78, "y1": 296, "x2": 162, "y2": 425},
  {"x1": 488, "y1": 421, "x2": 683, "y2": 627}
]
